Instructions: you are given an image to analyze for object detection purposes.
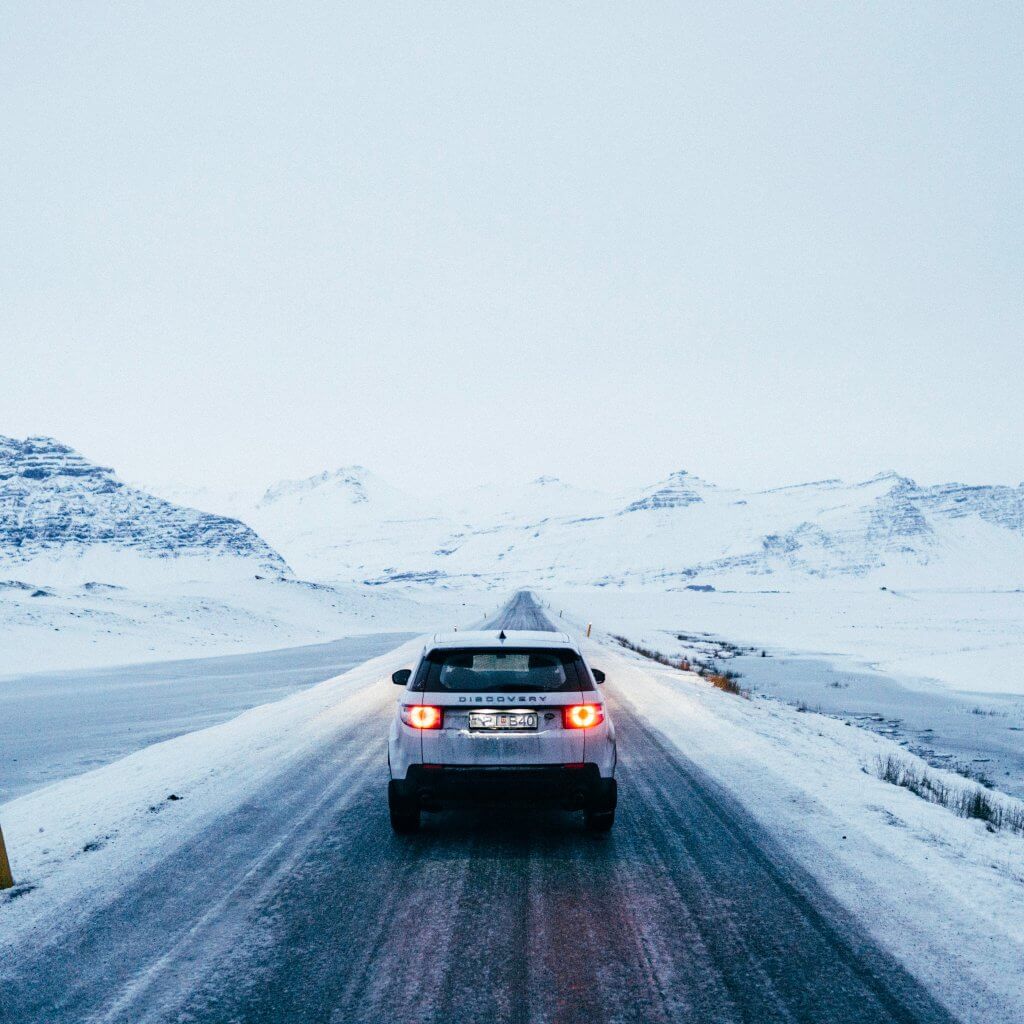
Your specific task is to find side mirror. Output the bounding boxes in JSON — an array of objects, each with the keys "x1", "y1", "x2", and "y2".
[
  {"x1": 392, "y1": 668, "x2": 412, "y2": 687},
  {"x1": 592, "y1": 668, "x2": 606, "y2": 684}
]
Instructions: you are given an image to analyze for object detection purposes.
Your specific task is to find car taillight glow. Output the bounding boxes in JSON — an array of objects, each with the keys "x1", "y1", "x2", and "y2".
[
  {"x1": 402, "y1": 705, "x2": 443, "y2": 730},
  {"x1": 563, "y1": 704, "x2": 604, "y2": 729}
]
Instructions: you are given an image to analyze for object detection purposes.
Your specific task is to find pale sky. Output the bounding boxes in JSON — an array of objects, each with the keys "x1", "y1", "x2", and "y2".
[{"x1": 3, "y1": 2, "x2": 1022, "y2": 496}]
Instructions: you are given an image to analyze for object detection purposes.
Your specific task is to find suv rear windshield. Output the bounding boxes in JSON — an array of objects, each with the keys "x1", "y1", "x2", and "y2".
[{"x1": 413, "y1": 647, "x2": 592, "y2": 693}]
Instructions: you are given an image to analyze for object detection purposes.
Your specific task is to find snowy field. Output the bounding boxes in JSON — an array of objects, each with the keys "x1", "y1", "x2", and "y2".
[
  {"x1": 731, "y1": 654, "x2": 1024, "y2": 800},
  {"x1": 0, "y1": 633, "x2": 416, "y2": 803},
  {"x1": 0, "y1": 574, "x2": 477, "y2": 674},
  {"x1": 547, "y1": 585, "x2": 1024, "y2": 695},
  {"x1": 548, "y1": 585, "x2": 1024, "y2": 796},
  {"x1": 593, "y1": 640, "x2": 1024, "y2": 1024},
  {"x1": 0, "y1": 570, "x2": 475, "y2": 804}
]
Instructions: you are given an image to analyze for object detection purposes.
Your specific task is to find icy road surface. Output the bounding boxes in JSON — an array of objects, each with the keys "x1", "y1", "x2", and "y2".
[
  {"x1": 1, "y1": 593, "x2": 958, "y2": 1024},
  {"x1": 0, "y1": 633, "x2": 416, "y2": 802}
]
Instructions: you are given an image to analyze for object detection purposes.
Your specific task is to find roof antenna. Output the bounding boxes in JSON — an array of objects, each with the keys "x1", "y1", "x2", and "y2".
[{"x1": 498, "y1": 630, "x2": 507, "y2": 640}]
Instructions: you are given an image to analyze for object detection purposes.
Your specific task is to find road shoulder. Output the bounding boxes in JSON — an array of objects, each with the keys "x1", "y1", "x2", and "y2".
[
  {"x1": 0, "y1": 638, "x2": 423, "y2": 953},
  {"x1": 586, "y1": 638, "x2": 1024, "y2": 1024}
]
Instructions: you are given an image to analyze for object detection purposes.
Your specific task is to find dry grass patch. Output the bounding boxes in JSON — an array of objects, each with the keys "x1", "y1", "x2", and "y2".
[
  {"x1": 708, "y1": 672, "x2": 745, "y2": 696},
  {"x1": 612, "y1": 636, "x2": 748, "y2": 698},
  {"x1": 874, "y1": 753, "x2": 1024, "y2": 833}
]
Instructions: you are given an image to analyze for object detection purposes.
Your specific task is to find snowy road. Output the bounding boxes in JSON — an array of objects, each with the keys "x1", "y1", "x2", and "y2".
[{"x1": 1, "y1": 594, "x2": 958, "y2": 1024}]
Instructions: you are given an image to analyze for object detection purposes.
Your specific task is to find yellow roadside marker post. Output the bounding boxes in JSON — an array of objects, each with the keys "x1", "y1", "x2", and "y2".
[{"x1": 0, "y1": 822, "x2": 14, "y2": 890}]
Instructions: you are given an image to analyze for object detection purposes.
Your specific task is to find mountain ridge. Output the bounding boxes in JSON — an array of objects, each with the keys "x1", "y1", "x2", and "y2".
[
  {"x1": 14, "y1": 434, "x2": 1023, "y2": 591},
  {"x1": 0, "y1": 436, "x2": 289, "y2": 583},
  {"x1": 232, "y1": 461, "x2": 1024, "y2": 590}
]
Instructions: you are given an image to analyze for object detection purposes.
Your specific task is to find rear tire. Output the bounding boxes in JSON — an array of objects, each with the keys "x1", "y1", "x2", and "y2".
[
  {"x1": 585, "y1": 778, "x2": 616, "y2": 832},
  {"x1": 388, "y1": 780, "x2": 420, "y2": 834},
  {"x1": 584, "y1": 808, "x2": 615, "y2": 832}
]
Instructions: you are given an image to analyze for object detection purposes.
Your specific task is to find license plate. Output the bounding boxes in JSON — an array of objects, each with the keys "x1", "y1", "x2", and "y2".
[{"x1": 468, "y1": 711, "x2": 538, "y2": 731}]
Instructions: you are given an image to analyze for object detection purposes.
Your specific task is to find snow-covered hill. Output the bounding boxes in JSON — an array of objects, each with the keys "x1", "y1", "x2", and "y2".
[
  {"x1": 222, "y1": 464, "x2": 1024, "y2": 591},
  {"x1": 0, "y1": 572, "x2": 464, "y2": 675},
  {"x1": 246, "y1": 466, "x2": 451, "y2": 583},
  {"x1": 0, "y1": 436, "x2": 287, "y2": 585},
  {"x1": 450, "y1": 475, "x2": 612, "y2": 524},
  {"x1": 0, "y1": 438, "x2": 481, "y2": 671},
  {"x1": 15, "y1": 434, "x2": 1021, "y2": 672}
]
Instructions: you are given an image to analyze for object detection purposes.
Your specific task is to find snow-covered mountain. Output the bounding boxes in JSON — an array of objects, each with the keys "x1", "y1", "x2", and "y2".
[
  {"x1": 0, "y1": 436, "x2": 288, "y2": 585},
  {"x1": 618, "y1": 469, "x2": 712, "y2": 513},
  {"x1": 40, "y1": 434, "x2": 1023, "y2": 592},
  {"x1": 240, "y1": 466, "x2": 449, "y2": 582},
  {"x1": 234, "y1": 464, "x2": 1024, "y2": 591},
  {"x1": 0, "y1": 439, "x2": 473, "y2": 672}
]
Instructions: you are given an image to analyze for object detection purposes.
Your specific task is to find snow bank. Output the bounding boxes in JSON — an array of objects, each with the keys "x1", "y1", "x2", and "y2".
[
  {"x1": 0, "y1": 577, "x2": 472, "y2": 675},
  {"x1": 0, "y1": 638, "x2": 421, "y2": 950},
  {"x1": 584, "y1": 637, "x2": 1024, "y2": 1024}
]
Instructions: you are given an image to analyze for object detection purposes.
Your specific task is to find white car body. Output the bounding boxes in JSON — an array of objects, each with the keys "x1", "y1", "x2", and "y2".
[{"x1": 387, "y1": 630, "x2": 617, "y2": 832}]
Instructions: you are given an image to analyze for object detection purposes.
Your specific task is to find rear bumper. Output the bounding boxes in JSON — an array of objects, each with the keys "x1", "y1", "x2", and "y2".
[{"x1": 396, "y1": 763, "x2": 616, "y2": 811}]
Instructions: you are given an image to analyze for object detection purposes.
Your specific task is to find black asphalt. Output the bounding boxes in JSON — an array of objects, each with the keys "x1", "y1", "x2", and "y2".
[
  {"x1": 482, "y1": 590, "x2": 561, "y2": 631},
  {"x1": 0, "y1": 593, "x2": 958, "y2": 1024}
]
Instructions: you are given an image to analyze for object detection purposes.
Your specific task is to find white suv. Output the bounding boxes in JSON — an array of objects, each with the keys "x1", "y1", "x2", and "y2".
[{"x1": 388, "y1": 630, "x2": 617, "y2": 833}]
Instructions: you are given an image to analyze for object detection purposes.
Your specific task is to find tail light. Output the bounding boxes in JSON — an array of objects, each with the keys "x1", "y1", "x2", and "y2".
[
  {"x1": 563, "y1": 704, "x2": 604, "y2": 729},
  {"x1": 401, "y1": 705, "x2": 443, "y2": 730}
]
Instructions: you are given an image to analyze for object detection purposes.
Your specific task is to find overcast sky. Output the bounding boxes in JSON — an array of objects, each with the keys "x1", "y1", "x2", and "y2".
[{"x1": 3, "y1": 2, "x2": 1022, "y2": 496}]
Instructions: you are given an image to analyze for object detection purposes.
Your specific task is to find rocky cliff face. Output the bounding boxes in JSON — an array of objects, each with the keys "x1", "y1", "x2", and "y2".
[
  {"x1": 0, "y1": 436, "x2": 288, "y2": 577},
  {"x1": 917, "y1": 481, "x2": 1024, "y2": 533},
  {"x1": 619, "y1": 470, "x2": 707, "y2": 513}
]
